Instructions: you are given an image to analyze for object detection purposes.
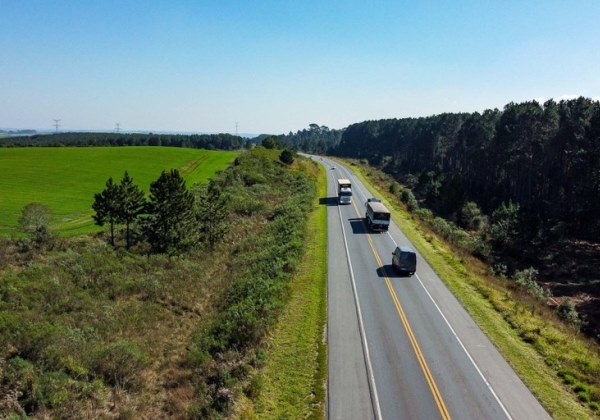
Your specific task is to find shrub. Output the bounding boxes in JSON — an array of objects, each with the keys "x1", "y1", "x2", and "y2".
[
  {"x1": 459, "y1": 201, "x2": 487, "y2": 231},
  {"x1": 513, "y1": 268, "x2": 551, "y2": 301},
  {"x1": 557, "y1": 298, "x2": 582, "y2": 331},
  {"x1": 400, "y1": 189, "x2": 419, "y2": 211},
  {"x1": 88, "y1": 340, "x2": 149, "y2": 390},
  {"x1": 414, "y1": 208, "x2": 433, "y2": 221},
  {"x1": 389, "y1": 182, "x2": 400, "y2": 195},
  {"x1": 279, "y1": 149, "x2": 295, "y2": 165},
  {"x1": 18, "y1": 203, "x2": 54, "y2": 248}
]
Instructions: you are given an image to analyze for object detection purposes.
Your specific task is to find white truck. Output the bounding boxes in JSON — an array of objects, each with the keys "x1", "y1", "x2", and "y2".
[
  {"x1": 365, "y1": 198, "x2": 391, "y2": 231},
  {"x1": 337, "y1": 179, "x2": 352, "y2": 204}
]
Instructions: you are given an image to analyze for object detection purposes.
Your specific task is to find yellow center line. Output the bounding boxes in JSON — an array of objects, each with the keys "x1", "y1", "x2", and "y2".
[{"x1": 351, "y1": 199, "x2": 451, "y2": 420}]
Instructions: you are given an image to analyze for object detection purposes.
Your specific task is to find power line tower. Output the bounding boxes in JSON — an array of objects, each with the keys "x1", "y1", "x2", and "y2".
[
  {"x1": 235, "y1": 122, "x2": 239, "y2": 136},
  {"x1": 115, "y1": 122, "x2": 120, "y2": 133},
  {"x1": 53, "y1": 119, "x2": 61, "y2": 133}
]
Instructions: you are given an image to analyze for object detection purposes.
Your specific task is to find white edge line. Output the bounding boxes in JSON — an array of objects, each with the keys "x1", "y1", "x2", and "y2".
[
  {"x1": 335, "y1": 168, "x2": 383, "y2": 420},
  {"x1": 386, "y1": 232, "x2": 513, "y2": 420}
]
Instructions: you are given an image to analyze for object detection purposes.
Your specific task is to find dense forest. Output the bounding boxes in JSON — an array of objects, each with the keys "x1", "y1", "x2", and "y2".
[
  {"x1": 278, "y1": 123, "x2": 343, "y2": 154},
  {"x1": 331, "y1": 98, "x2": 600, "y2": 243},
  {"x1": 0, "y1": 132, "x2": 249, "y2": 150},
  {"x1": 313, "y1": 97, "x2": 600, "y2": 341}
]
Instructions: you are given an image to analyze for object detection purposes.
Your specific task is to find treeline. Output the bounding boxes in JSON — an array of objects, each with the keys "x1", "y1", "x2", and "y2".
[
  {"x1": 335, "y1": 97, "x2": 600, "y2": 243},
  {"x1": 0, "y1": 132, "x2": 249, "y2": 150},
  {"x1": 279, "y1": 123, "x2": 343, "y2": 154}
]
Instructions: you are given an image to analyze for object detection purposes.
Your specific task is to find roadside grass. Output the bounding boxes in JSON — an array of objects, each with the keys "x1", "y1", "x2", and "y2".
[
  {"x1": 0, "y1": 147, "x2": 238, "y2": 236},
  {"x1": 237, "y1": 158, "x2": 328, "y2": 419},
  {"x1": 344, "y1": 160, "x2": 599, "y2": 419}
]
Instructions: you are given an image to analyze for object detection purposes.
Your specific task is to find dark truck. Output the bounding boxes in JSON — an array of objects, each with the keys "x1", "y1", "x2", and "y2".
[{"x1": 392, "y1": 246, "x2": 417, "y2": 276}]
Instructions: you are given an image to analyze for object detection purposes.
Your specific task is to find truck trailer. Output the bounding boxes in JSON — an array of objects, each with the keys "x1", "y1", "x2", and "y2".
[
  {"x1": 365, "y1": 198, "x2": 391, "y2": 231},
  {"x1": 337, "y1": 179, "x2": 352, "y2": 204}
]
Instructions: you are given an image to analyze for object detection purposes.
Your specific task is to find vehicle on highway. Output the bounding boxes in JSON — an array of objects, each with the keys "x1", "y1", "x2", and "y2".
[
  {"x1": 337, "y1": 178, "x2": 352, "y2": 204},
  {"x1": 392, "y1": 246, "x2": 417, "y2": 275},
  {"x1": 365, "y1": 198, "x2": 390, "y2": 231}
]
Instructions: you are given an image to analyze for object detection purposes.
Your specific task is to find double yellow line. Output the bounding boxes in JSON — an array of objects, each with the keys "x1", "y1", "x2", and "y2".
[{"x1": 352, "y1": 200, "x2": 451, "y2": 420}]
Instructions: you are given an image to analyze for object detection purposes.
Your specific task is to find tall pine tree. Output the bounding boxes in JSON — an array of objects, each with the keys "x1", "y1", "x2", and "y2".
[
  {"x1": 143, "y1": 169, "x2": 196, "y2": 254},
  {"x1": 92, "y1": 177, "x2": 121, "y2": 246},
  {"x1": 196, "y1": 180, "x2": 230, "y2": 250},
  {"x1": 118, "y1": 171, "x2": 146, "y2": 249}
]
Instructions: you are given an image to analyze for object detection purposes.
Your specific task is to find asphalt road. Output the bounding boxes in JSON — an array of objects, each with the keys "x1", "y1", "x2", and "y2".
[{"x1": 318, "y1": 157, "x2": 550, "y2": 420}]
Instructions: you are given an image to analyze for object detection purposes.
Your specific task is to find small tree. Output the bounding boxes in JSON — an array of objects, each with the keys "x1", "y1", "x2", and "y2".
[
  {"x1": 93, "y1": 177, "x2": 121, "y2": 246},
  {"x1": 262, "y1": 136, "x2": 281, "y2": 149},
  {"x1": 18, "y1": 203, "x2": 53, "y2": 247},
  {"x1": 118, "y1": 171, "x2": 146, "y2": 249},
  {"x1": 460, "y1": 201, "x2": 486, "y2": 231},
  {"x1": 488, "y1": 201, "x2": 520, "y2": 250},
  {"x1": 279, "y1": 149, "x2": 294, "y2": 165},
  {"x1": 196, "y1": 181, "x2": 230, "y2": 250},
  {"x1": 143, "y1": 169, "x2": 196, "y2": 255}
]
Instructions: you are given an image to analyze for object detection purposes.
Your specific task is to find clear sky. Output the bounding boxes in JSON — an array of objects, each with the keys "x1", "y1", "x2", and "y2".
[{"x1": 1, "y1": 1, "x2": 599, "y2": 135}]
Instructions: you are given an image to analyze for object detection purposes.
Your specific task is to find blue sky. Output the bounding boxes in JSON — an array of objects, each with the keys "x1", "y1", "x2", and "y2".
[{"x1": 1, "y1": 1, "x2": 599, "y2": 135}]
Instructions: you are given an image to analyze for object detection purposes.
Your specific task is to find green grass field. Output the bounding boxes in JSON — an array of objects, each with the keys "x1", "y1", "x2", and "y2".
[{"x1": 0, "y1": 146, "x2": 239, "y2": 236}]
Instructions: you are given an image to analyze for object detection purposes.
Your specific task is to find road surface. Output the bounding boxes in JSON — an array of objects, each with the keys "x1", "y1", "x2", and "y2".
[{"x1": 318, "y1": 157, "x2": 550, "y2": 420}]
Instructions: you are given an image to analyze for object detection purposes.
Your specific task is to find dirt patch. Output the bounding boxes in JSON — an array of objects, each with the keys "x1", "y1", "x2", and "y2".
[{"x1": 537, "y1": 239, "x2": 600, "y2": 342}]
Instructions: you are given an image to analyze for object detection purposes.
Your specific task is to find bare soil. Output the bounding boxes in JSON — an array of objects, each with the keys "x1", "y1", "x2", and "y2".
[{"x1": 537, "y1": 239, "x2": 600, "y2": 342}]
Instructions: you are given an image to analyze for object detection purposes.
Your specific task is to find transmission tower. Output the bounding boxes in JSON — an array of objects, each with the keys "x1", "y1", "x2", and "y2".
[
  {"x1": 53, "y1": 119, "x2": 61, "y2": 133},
  {"x1": 235, "y1": 122, "x2": 239, "y2": 136},
  {"x1": 115, "y1": 122, "x2": 121, "y2": 133}
]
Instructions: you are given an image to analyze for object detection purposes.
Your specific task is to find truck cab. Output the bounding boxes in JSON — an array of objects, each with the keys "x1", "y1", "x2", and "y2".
[{"x1": 337, "y1": 178, "x2": 352, "y2": 204}]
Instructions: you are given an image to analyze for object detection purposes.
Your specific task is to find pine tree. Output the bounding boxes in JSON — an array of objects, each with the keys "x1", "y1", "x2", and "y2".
[
  {"x1": 143, "y1": 169, "x2": 196, "y2": 254},
  {"x1": 118, "y1": 171, "x2": 146, "y2": 249},
  {"x1": 196, "y1": 180, "x2": 230, "y2": 250},
  {"x1": 93, "y1": 177, "x2": 121, "y2": 246}
]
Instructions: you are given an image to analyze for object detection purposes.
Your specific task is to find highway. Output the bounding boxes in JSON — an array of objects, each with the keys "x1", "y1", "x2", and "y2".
[{"x1": 320, "y1": 157, "x2": 550, "y2": 420}]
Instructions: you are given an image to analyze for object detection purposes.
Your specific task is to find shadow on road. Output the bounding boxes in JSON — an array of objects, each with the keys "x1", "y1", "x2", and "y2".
[
  {"x1": 349, "y1": 218, "x2": 369, "y2": 234},
  {"x1": 377, "y1": 264, "x2": 413, "y2": 278},
  {"x1": 319, "y1": 197, "x2": 338, "y2": 206}
]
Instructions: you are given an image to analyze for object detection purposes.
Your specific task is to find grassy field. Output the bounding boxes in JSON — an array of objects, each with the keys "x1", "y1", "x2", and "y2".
[{"x1": 0, "y1": 146, "x2": 238, "y2": 236}]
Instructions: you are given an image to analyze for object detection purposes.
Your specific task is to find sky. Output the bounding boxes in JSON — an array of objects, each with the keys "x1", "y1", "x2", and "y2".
[{"x1": 1, "y1": 1, "x2": 600, "y2": 135}]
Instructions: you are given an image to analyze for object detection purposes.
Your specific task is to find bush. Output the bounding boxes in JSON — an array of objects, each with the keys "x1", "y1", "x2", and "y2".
[
  {"x1": 400, "y1": 189, "x2": 419, "y2": 211},
  {"x1": 459, "y1": 201, "x2": 487, "y2": 231},
  {"x1": 279, "y1": 149, "x2": 295, "y2": 165},
  {"x1": 557, "y1": 298, "x2": 582, "y2": 331},
  {"x1": 414, "y1": 207, "x2": 433, "y2": 221},
  {"x1": 389, "y1": 182, "x2": 400, "y2": 195},
  {"x1": 18, "y1": 203, "x2": 54, "y2": 248},
  {"x1": 513, "y1": 268, "x2": 551, "y2": 301},
  {"x1": 88, "y1": 340, "x2": 149, "y2": 390}
]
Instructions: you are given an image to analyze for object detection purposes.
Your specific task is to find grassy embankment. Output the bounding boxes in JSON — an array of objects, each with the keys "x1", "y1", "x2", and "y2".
[
  {"x1": 236, "y1": 158, "x2": 328, "y2": 418},
  {"x1": 342, "y1": 159, "x2": 599, "y2": 419},
  {"x1": 0, "y1": 146, "x2": 238, "y2": 236},
  {"x1": 0, "y1": 148, "x2": 320, "y2": 418}
]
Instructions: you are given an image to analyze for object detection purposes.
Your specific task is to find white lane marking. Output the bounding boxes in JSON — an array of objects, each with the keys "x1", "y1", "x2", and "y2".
[
  {"x1": 386, "y1": 233, "x2": 513, "y2": 420},
  {"x1": 336, "y1": 176, "x2": 383, "y2": 420}
]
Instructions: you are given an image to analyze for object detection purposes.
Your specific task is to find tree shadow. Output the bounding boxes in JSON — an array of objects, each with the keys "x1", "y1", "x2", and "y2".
[
  {"x1": 319, "y1": 197, "x2": 338, "y2": 206},
  {"x1": 349, "y1": 218, "x2": 368, "y2": 234},
  {"x1": 377, "y1": 264, "x2": 413, "y2": 278}
]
